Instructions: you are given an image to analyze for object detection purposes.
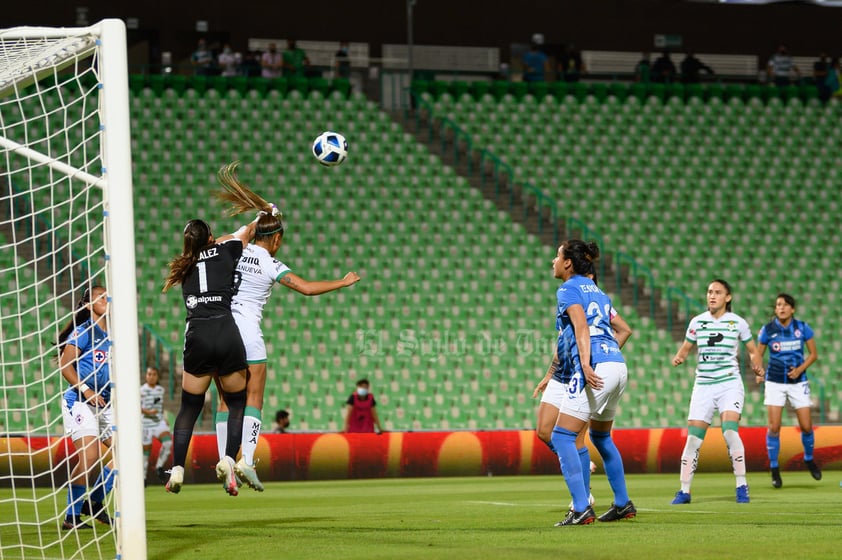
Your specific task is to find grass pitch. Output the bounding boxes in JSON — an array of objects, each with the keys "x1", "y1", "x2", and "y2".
[
  {"x1": 2, "y1": 471, "x2": 838, "y2": 559},
  {"x1": 143, "y1": 471, "x2": 839, "y2": 560}
]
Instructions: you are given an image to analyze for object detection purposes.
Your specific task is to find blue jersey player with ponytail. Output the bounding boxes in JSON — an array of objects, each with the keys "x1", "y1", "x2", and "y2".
[
  {"x1": 756, "y1": 293, "x2": 821, "y2": 488},
  {"x1": 548, "y1": 240, "x2": 635, "y2": 526}
]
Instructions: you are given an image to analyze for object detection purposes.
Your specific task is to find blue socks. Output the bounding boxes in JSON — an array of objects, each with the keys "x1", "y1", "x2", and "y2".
[
  {"x1": 591, "y1": 430, "x2": 630, "y2": 508},
  {"x1": 90, "y1": 465, "x2": 114, "y2": 504},
  {"x1": 578, "y1": 446, "x2": 591, "y2": 494},
  {"x1": 766, "y1": 433, "x2": 781, "y2": 468},
  {"x1": 66, "y1": 483, "x2": 86, "y2": 518},
  {"x1": 551, "y1": 426, "x2": 589, "y2": 512},
  {"x1": 801, "y1": 430, "x2": 814, "y2": 462}
]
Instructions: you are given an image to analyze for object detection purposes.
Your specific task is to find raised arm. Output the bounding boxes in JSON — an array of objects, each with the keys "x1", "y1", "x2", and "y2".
[{"x1": 279, "y1": 271, "x2": 360, "y2": 296}]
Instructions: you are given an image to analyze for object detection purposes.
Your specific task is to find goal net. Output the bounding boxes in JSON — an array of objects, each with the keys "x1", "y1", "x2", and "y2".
[{"x1": 0, "y1": 20, "x2": 145, "y2": 560}]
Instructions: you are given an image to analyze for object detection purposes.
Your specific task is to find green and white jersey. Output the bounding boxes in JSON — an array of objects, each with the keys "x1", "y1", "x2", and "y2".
[
  {"x1": 231, "y1": 243, "x2": 291, "y2": 324},
  {"x1": 685, "y1": 311, "x2": 753, "y2": 385},
  {"x1": 140, "y1": 383, "x2": 165, "y2": 425}
]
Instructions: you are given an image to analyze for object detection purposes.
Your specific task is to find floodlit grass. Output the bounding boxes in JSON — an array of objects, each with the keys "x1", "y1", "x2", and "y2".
[
  {"x1": 144, "y1": 472, "x2": 839, "y2": 560},
  {"x1": 2, "y1": 472, "x2": 839, "y2": 559}
]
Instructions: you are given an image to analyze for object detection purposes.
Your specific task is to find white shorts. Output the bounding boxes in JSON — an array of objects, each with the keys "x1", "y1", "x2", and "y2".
[
  {"x1": 62, "y1": 400, "x2": 113, "y2": 442},
  {"x1": 233, "y1": 313, "x2": 267, "y2": 363},
  {"x1": 764, "y1": 380, "x2": 812, "y2": 409},
  {"x1": 142, "y1": 419, "x2": 171, "y2": 445},
  {"x1": 560, "y1": 361, "x2": 628, "y2": 422},
  {"x1": 539, "y1": 378, "x2": 567, "y2": 409},
  {"x1": 687, "y1": 378, "x2": 744, "y2": 424}
]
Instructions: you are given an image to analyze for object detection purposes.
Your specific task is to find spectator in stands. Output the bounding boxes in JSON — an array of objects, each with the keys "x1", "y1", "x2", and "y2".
[
  {"x1": 218, "y1": 43, "x2": 240, "y2": 78},
  {"x1": 191, "y1": 38, "x2": 215, "y2": 76},
  {"x1": 274, "y1": 409, "x2": 290, "y2": 433},
  {"x1": 634, "y1": 52, "x2": 651, "y2": 83},
  {"x1": 344, "y1": 379, "x2": 384, "y2": 434},
  {"x1": 755, "y1": 293, "x2": 822, "y2": 489},
  {"x1": 814, "y1": 52, "x2": 831, "y2": 102},
  {"x1": 241, "y1": 51, "x2": 262, "y2": 78},
  {"x1": 680, "y1": 53, "x2": 715, "y2": 84},
  {"x1": 828, "y1": 57, "x2": 842, "y2": 101},
  {"x1": 558, "y1": 44, "x2": 585, "y2": 83},
  {"x1": 335, "y1": 41, "x2": 351, "y2": 79},
  {"x1": 651, "y1": 50, "x2": 677, "y2": 83},
  {"x1": 522, "y1": 41, "x2": 550, "y2": 82},
  {"x1": 260, "y1": 42, "x2": 283, "y2": 79},
  {"x1": 282, "y1": 39, "x2": 310, "y2": 77},
  {"x1": 767, "y1": 44, "x2": 800, "y2": 87}
]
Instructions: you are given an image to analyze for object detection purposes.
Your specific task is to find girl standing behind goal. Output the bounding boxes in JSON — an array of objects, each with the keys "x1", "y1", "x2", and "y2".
[{"x1": 58, "y1": 285, "x2": 114, "y2": 530}]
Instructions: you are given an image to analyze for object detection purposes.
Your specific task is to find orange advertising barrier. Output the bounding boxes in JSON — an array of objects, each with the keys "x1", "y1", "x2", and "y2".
[{"x1": 2, "y1": 426, "x2": 839, "y2": 484}]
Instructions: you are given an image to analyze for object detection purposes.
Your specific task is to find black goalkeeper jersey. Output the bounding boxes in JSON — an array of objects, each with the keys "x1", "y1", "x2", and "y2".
[{"x1": 181, "y1": 238, "x2": 243, "y2": 320}]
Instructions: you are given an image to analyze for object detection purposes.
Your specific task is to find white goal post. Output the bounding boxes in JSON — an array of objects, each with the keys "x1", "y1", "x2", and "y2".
[{"x1": 0, "y1": 19, "x2": 145, "y2": 560}]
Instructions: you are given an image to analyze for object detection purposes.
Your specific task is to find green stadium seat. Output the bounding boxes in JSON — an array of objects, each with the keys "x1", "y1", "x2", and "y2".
[
  {"x1": 288, "y1": 76, "x2": 309, "y2": 95},
  {"x1": 470, "y1": 81, "x2": 491, "y2": 100},
  {"x1": 490, "y1": 80, "x2": 510, "y2": 100},
  {"x1": 705, "y1": 82, "x2": 725, "y2": 101},
  {"x1": 608, "y1": 82, "x2": 629, "y2": 100},
  {"x1": 430, "y1": 80, "x2": 451, "y2": 99},
  {"x1": 331, "y1": 78, "x2": 351, "y2": 97},
  {"x1": 267, "y1": 76, "x2": 288, "y2": 95},
  {"x1": 591, "y1": 82, "x2": 608, "y2": 102},
  {"x1": 528, "y1": 81, "x2": 549, "y2": 99},
  {"x1": 549, "y1": 81, "x2": 569, "y2": 100}
]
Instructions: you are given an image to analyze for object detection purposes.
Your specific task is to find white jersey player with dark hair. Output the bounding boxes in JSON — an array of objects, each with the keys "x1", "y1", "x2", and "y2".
[
  {"x1": 212, "y1": 170, "x2": 360, "y2": 492},
  {"x1": 671, "y1": 279, "x2": 764, "y2": 505},
  {"x1": 140, "y1": 366, "x2": 172, "y2": 485}
]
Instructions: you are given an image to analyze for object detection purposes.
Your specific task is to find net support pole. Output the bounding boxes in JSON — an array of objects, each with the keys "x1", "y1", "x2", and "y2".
[{"x1": 98, "y1": 18, "x2": 147, "y2": 560}]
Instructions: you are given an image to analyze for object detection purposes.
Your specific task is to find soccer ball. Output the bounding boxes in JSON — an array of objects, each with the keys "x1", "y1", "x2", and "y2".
[{"x1": 312, "y1": 131, "x2": 348, "y2": 167}]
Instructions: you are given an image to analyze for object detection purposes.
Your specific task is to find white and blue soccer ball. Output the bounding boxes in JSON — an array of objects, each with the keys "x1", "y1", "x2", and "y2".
[{"x1": 312, "y1": 131, "x2": 348, "y2": 167}]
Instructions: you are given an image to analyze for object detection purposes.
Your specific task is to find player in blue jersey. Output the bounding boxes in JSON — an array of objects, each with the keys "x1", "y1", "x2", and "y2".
[
  {"x1": 756, "y1": 293, "x2": 821, "y2": 488},
  {"x1": 58, "y1": 285, "x2": 115, "y2": 530},
  {"x1": 533, "y1": 269, "x2": 631, "y2": 509},
  {"x1": 671, "y1": 279, "x2": 764, "y2": 504},
  {"x1": 548, "y1": 240, "x2": 635, "y2": 526}
]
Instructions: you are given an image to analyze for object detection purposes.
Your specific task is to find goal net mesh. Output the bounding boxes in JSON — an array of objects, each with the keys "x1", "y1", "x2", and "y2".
[{"x1": 1, "y1": 26, "x2": 121, "y2": 559}]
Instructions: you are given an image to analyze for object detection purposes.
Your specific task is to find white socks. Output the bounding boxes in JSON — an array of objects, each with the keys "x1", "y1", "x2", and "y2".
[{"x1": 679, "y1": 434, "x2": 703, "y2": 493}]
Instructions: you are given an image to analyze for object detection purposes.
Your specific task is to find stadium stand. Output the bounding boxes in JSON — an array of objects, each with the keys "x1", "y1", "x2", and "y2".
[{"x1": 415, "y1": 79, "x2": 840, "y2": 426}]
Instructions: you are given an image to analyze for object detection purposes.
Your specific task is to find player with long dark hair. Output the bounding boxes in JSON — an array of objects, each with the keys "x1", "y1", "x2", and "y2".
[
  {"x1": 549, "y1": 240, "x2": 635, "y2": 526},
  {"x1": 162, "y1": 164, "x2": 266, "y2": 495},
  {"x1": 210, "y1": 162, "x2": 360, "y2": 491},
  {"x1": 756, "y1": 293, "x2": 821, "y2": 488},
  {"x1": 533, "y1": 267, "x2": 631, "y2": 510},
  {"x1": 58, "y1": 284, "x2": 114, "y2": 529},
  {"x1": 670, "y1": 279, "x2": 764, "y2": 504}
]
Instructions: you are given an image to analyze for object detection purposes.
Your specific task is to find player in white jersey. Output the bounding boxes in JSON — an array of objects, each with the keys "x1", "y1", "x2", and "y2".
[
  {"x1": 670, "y1": 279, "x2": 764, "y2": 505},
  {"x1": 140, "y1": 366, "x2": 172, "y2": 485},
  {"x1": 213, "y1": 170, "x2": 360, "y2": 491}
]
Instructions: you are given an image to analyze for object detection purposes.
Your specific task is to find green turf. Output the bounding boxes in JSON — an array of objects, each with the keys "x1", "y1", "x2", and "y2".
[{"x1": 2, "y1": 472, "x2": 839, "y2": 560}]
